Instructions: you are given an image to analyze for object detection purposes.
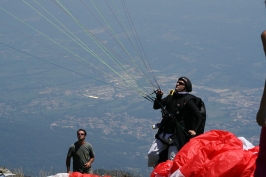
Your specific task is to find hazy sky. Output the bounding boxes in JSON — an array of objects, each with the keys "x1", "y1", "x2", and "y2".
[{"x1": 1, "y1": 0, "x2": 266, "y2": 90}]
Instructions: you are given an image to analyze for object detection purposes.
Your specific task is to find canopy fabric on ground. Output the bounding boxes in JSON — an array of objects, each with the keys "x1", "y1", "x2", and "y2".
[
  {"x1": 47, "y1": 172, "x2": 111, "y2": 177},
  {"x1": 151, "y1": 130, "x2": 259, "y2": 177}
]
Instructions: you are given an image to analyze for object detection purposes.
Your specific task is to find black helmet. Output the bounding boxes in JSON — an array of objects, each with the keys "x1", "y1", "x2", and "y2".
[{"x1": 178, "y1": 76, "x2": 192, "y2": 92}]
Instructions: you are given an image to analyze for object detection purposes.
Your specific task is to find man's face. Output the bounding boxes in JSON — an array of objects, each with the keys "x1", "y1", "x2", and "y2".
[
  {"x1": 175, "y1": 80, "x2": 186, "y2": 92},
  {"x1": 77, "y1": 131, "x2": 86, "y2": 140}
]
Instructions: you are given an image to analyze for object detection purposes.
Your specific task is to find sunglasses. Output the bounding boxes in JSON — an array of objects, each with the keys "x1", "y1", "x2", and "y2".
[
  {"x1": 177, "y1": 82, "x2": 185, "y2": 85},
  {"x1": 77, "y1": 133, "x2": 85, "y2": 136}
]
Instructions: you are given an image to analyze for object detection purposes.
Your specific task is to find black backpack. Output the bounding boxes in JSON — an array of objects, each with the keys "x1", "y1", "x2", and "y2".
[
  {"x1": 182, "y1": 94, "x2": 206, "y2": 135},
  {"x1": 167, "y1": 90, "x2": 206, "y2": 135}
]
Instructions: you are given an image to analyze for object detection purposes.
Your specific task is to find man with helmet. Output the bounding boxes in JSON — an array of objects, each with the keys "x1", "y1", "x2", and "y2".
[{"x1": 147, "y1": 76, "x2": 204, "y2": 168}]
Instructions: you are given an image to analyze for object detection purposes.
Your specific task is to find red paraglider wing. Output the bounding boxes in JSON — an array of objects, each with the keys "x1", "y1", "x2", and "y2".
[{"x1": 151, "y1": 130, "x2": 259, "y2": 177}]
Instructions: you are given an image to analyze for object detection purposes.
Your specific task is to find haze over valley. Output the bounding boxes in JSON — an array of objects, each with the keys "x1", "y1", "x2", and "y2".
[{"x1": 1, "y1": 0, "x2": 266, "y2": 176}]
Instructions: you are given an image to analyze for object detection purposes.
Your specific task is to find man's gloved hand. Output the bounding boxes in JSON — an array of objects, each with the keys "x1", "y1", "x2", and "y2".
[{"x1": 156, "y1": 90, "x2": 163, "y2": 99}]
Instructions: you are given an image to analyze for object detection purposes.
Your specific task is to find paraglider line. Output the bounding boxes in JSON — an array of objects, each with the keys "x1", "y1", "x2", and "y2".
[{"x1": 0, "y1": 41, "x2": 108, "y2": 85}]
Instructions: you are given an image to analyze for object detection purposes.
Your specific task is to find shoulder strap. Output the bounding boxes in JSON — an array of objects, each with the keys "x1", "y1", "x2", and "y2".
[
  {"x1": 183, "y1": 94, "x2": 196, "y2": 105},
  {"x1": 169, "y1": 89, "x2": 175, "y2": 96},
  {"x1": 166, "y1": 89, "x2": 175, "y2": 103}
]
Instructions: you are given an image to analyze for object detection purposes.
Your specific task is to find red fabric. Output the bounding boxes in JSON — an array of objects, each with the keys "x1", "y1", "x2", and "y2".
[
  {"x1": 237, "y1": 146, "x2": 258, "y2": 177},
  {"x1": 69, "y1": 172, "x2": 111, "y2": 177},
  {"x1": 151, "y1": 130, "x2": 259, "y2": 177},
  {"x1": 70, "y1": 172, "x2": 83, "y2": 177},
  {"x1": 150, "y1": 160, "x2": 173, "y2": 177},
  {"x1": 255, "y1": 127, "x2": 266, "y2": 177}
]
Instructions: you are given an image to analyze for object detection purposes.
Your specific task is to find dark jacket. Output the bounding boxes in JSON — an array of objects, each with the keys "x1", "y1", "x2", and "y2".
[{"x1": 153, "y1": 92, "x2": 204, "y2": 150}]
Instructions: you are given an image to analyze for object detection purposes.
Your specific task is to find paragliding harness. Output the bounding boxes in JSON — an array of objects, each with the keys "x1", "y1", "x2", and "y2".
[
  {"x1": 155, "y1": 90, "x2": 206, "y2": 144},
  {"x1": 154, "y1": 90, "x2": 206, "y2": 163}
]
